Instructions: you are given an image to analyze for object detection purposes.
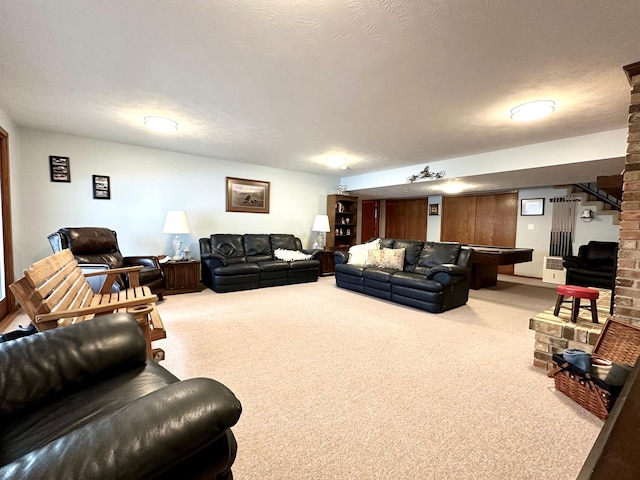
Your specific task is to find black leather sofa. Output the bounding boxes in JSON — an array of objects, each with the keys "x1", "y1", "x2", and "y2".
[
  {"x1": 563, "y1": 241, "x2": 618, "y2": 290},
  {"x1": 0, "y1": 313, "x2": 242, "y2": 480},
  {"x1": 199, "y1": 233, "x2": 321, "y2": 293},
  {"x1": 334, "y1": 238, "x2": 473, "y2": 313},
  {"x1": 48, "y1": 227, "x2": 167, "y2": 300}
]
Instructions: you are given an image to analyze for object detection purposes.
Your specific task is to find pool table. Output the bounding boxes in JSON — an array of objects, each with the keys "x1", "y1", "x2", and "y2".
[{"x1": 465, "y1": 245, "x2": 534, "y2": 289}]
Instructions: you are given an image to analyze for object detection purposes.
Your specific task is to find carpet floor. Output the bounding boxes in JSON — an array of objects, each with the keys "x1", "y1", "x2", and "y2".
[{"x1": 147, "y1": 276, "x2": 603, "y2": 480}]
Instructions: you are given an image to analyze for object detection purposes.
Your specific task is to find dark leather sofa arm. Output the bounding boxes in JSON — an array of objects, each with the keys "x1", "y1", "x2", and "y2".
[
  {"x1": 0, "y1": 313, "x2": 146, "y2": 415},
  {"x1": 425, "y1": 264, "x2": 469, "y2": 285},
  {"x1": 0, "y1": 378, "x2": 242, "y2": 480},
  {"x1": 334, "y1": 250, "x2": 348, "y2": 265},
  {"x1": 302, "y1": 248, "x2": 322, "y2": 261},
  {"x1": 124, "y1": 255, "x2": 162, "y2": 269},
  {"x1": 563, "y1": 255, "x2": 586, "y2": 269},
  {"x1": 201, "y1": 253, "x2": 228, "y2": 268}
]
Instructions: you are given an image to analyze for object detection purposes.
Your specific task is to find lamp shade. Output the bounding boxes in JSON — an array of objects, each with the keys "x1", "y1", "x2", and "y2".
[
  {"x1": 163, "y1": 210, "x2": 191, "y2": 234},
  {"x1": 312, "y1": 215, "x2": 330, "y2": 232}
]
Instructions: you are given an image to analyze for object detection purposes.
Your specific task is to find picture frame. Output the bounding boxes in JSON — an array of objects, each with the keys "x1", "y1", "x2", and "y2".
[
  {"x1": 521, "y1": 198, "x2": 544, "y2": 216},
  {"x1": 49, "y1": 156, "x2": 71, "y2": 182},
  {"x1": 429, "y1": 203, "x2": 440, "y2": 216},
  {"x1": 226, "y1": 177, "x2": 270, "y2": 213},
  {"x1": 92, "y1": 175, "x2": 111, "y2": 200}
]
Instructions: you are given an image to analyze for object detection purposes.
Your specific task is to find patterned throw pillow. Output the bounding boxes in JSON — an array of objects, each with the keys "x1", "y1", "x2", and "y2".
[{"x1": 367, "y1": 248, "x2": 405, "y2": 270}]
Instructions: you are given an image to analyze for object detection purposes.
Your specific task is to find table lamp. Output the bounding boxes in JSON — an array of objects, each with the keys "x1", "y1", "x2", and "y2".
[
  {"x1": 163, "y1": 210, "x2": 191, "y2": 260},
  {"x1": 312, "y1": 214, "x2": 330, "y2": 249}
]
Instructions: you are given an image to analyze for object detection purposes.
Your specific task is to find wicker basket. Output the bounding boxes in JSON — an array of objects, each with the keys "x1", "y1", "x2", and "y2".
[{"x1": 548, "y1": 318, "x2": 640, "y2": 420}]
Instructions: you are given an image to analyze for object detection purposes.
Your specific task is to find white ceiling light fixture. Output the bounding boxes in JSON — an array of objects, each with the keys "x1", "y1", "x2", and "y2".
[
  {"x1": 144, "y1": 116, "x2": 178, "y2": 132},
  {"x1": 326, "y1": 156, "x2": 348, "y2": 170},
  {"x1": 510, "y1": 100, "x2": 556, "y2": 122}
]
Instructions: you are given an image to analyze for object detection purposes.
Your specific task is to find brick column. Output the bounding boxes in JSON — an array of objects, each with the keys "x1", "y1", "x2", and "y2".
[{"x1": 616, "y1": 62, "x2": 640, "y2": 327}]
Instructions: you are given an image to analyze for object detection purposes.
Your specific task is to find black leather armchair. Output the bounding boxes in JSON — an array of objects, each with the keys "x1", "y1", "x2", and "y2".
[
  {"x1": 0, "y1": 313, "x2": 242, "y2": 480},
  {"x1": 563, "y1": 241, "x2": 618, "y2": 290},
  {"x1": 48, "y1": 227, "x2": 166, "y2": 300}
]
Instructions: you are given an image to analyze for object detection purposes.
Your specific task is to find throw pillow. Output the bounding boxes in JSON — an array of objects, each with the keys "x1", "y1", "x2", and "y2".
[
  {"x1": 273, "y1": 248, "x2": 312, "y2": 261},
  {"x1": 347, "y1": 238, "x2": 381, "y2": 266},
  {"x1": 367, "y1": 248, "x2": 405, "y2": 270}
]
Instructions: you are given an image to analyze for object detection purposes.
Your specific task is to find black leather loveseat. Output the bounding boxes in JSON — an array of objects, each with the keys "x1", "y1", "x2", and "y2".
[
  {"x1": 0, "y1": 313, "x2": 242, "y2": 480},
  {"x1": 199, "y1": 233, "x2": 321, "y2": 293},
  {"x1": 334, "y1": 238, "x2": 473, "y2": 313}
]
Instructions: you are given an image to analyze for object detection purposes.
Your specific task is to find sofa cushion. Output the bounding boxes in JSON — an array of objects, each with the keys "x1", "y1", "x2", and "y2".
[
  {"x1": 270, "y1": 234, "x2": 297, "y2": 251},
  {"x1": 419, "y1": 242, "x2": 461, "y2": 267},
  {"x1": 391, "y1": 240, "x2": 423, "y2": 267},
  {"x1": 243, "y1": 234, "x2": 272, "y2": 258},
  {"x1": 213, "y1": 263, "x2": 260, "y2": 276},
  {"x1": 210, "y1": 234, "x2": 246, "y2": 264},
  {"x1": 367, "y1": 248, "x2": 405, "y2": 270},
  {"x1": 378, "y1": 238, "x2": 396, "y2": 249},
  {"x1": 64, "y1": 228, "x2": 119, "y2": 255},
  {"x1": 390, "y1": 271, "x2": 444, "y2": 292}
]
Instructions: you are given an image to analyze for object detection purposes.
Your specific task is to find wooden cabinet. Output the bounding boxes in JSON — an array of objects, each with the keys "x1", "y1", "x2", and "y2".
[
  {"x1": 326, "y1": 194, "x2": 358, "y2": 250},
  {"x1": 319, "y1": 248, "x2": 336, "y2": 275},
  {"x1": 161, "y1": 260, "x2": 201, "y2": 295}
]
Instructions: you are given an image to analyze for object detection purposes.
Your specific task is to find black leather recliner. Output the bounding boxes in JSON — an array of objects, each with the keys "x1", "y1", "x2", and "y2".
[
  {"x1": 48, "y1": 227, "x2": 166, "y2": 300},
  {"x1": 0, "y1": 313, "x2": 242, "y2": 480},
  {"x1": 563, "y1": 241, "x2": 618, "y2": 290}
]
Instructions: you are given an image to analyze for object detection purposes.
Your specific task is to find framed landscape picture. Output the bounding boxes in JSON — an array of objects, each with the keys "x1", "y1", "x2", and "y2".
[
  {"x1": 521, "y1": 198, "x2": 544, "y2": 216},
  {"x1": 92, "y1": 175, "x2": 111, "y2": 200},
  {"x1": 226, "y1": 177, "x2": 270, "y2": 213},
  {"x1": 49, "y1": 156, "x2": 71, "y2": 182}
]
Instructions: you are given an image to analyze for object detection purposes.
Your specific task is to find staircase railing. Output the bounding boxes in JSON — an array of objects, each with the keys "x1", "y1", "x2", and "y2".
[{"x1": 573, "y1": 182, "x2": 622, "y2": 210}]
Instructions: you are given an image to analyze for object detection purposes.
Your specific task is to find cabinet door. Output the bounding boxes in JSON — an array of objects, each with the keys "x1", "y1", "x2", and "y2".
[
  {"x1": 441, "y1": 196, "x2": 477, "y2": 243},
  {"x1": 385, "y1": 199, "x2": 427, "y2": 240}
]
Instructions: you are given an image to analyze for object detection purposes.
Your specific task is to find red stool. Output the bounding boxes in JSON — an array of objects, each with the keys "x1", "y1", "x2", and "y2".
[{"x1": 553, "y1": 285, "x2": 600, "y2": 324}]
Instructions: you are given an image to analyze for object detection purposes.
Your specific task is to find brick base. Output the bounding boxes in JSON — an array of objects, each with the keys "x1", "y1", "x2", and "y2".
[{"x1": 529, "y1": 290, "x2": 610, "y2": 370}]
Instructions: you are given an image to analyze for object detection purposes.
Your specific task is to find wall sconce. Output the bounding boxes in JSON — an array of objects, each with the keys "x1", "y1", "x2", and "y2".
[
  {"x1": 580, "y1": 209, "x2": 594, "y2": 222},
  {"x1": 407, "y1": 165, "x2": 445, "y2": 183}
]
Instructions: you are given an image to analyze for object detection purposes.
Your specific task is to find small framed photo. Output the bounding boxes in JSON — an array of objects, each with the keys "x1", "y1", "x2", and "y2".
[
  {"x1": 521, "y1": 198, "x2": 544, "y2": 216},
  {"x1": 226, "y1": 177, "x2": 270, "y2": 213},
  {"x1": 92, "y1": 175, "x2": 111, "y2": 200},
  {"x1": 429, "y1": 203, "x2": 440, "y2": 216},
  {"x1": 49, "y1": 156, "x2": 71, "y2": 182}
]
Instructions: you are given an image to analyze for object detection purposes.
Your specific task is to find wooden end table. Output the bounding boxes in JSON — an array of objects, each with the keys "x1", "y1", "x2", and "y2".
[{"x1": 161, "y1": 259, "x2": 201, "y2": 295}]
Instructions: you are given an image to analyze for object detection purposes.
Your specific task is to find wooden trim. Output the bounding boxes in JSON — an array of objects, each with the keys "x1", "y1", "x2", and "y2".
[{"x1": 0, "y1": 125, "x2": 14, "y2": 319}]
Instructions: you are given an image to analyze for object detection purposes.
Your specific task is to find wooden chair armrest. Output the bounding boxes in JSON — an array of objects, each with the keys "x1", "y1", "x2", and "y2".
[
  {"x1": 35, "y1": 295, "x2": 157, "y2": 323},
  {"x1": 83, "y1": 265, "x2": 143, "y2": 276}
]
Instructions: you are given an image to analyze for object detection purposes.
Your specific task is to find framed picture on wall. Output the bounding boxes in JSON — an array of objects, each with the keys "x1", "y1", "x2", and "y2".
[
  {"x1": 521, "y1": 198, "x2": 544, "y2": 216},
  {"x1": 49, "y1": 156, "x2": 71, "y2": 182},
  {"x1": 429, "y1": 203, "x2": 440, "y2": 216},
  {"x1": 226, "y1": 177, "x2": 270, "y2": 213},
  {"x1": 92, "y1": 175, "x2": 111, "y2": 200}
]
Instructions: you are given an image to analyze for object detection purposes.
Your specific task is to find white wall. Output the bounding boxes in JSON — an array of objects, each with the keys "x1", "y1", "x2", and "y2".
[
  {"x1": 515, "y1": 187, "x2": 620, "y2": 278},
  {"x1": 16, "y1": 129, "x2": 339, "y2": 271}
]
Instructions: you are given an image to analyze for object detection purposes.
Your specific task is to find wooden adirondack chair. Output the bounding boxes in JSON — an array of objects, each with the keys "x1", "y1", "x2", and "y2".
[{"x1": 9, "y1": 249, "x2": 166, "y2": 359}]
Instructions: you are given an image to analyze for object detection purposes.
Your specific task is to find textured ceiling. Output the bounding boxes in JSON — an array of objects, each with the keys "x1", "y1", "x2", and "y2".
[{"x1": 0, "y1": 1, "x2": 638, "y2": 181}]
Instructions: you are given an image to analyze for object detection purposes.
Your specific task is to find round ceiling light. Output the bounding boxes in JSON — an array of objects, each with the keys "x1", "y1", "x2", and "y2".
[
  {"x1": 143, "y1": 116, "x2": 178, "y2": 132},
  {"x1": 510, "y1": 100, "x2": 556, "y2": 122}
]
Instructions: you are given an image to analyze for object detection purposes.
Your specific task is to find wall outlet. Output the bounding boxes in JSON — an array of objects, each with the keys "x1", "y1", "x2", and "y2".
[{"x1": 528, "y1": 224, "x2": 535, "y2": 230}]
